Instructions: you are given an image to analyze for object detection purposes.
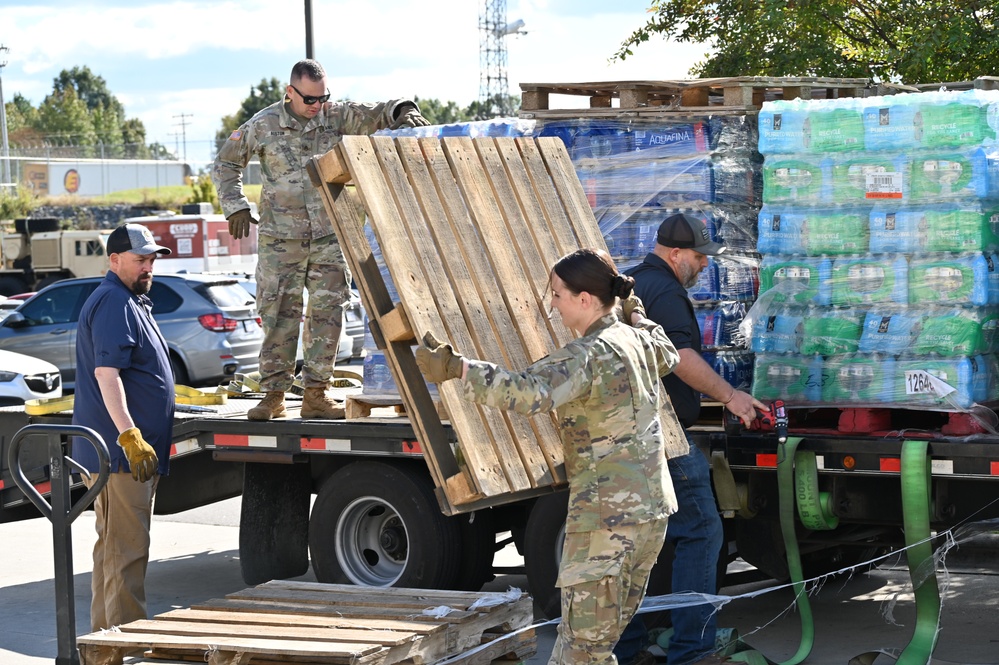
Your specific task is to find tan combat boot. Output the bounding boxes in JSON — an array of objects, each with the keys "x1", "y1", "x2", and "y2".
[
  {"x1": 248, "y1": 391, "x2": 287, "y2": 421},
  {"x1": 301, "y1": 387, "x2": 346, "y2": 419}
]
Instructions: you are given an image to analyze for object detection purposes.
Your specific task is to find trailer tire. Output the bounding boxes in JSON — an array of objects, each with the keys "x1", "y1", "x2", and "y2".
[
  {"x1": 454, "y1": 509, "x2": 496, "y2": 591},
  {"x1": 523, "y1": 492, "x2": 683, "y2": 623},
  {"x1": 239, "y1": 462, "x2": 311, "y2": 585},
  {"x1": 309, "y1": 461, "x2": 462, "y2": 590},
  {"x1": 523, "y1": 493, "x2": 567, "y2": 619}
]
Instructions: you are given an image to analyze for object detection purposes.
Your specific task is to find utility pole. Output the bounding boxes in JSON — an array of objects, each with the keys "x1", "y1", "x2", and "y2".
[
  {"x1": 172, "y1": 113, "x2": 192, "y2": 163},
  {"x1": 168, "y1": 130, "x2": 182, "y2": 160},
  {"x1": 0, "y1": 44, "x2": 11, "y2": 187},
  {"x1": 305, "y1": 0, "x2": 314, "y2": 59}
]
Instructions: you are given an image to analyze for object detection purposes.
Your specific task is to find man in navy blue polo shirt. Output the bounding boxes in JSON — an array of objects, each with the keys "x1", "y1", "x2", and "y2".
[{"x1": 73, "y1": 222, "x2": 174, "y2": 632}]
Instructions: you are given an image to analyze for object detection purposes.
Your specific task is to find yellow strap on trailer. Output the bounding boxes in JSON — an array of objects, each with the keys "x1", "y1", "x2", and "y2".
[{"x1": 25, "y1": 385, "x2": 225, "y2": 415}]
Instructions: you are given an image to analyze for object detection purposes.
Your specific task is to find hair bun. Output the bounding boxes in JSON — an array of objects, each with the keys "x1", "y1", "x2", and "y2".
[{"x1": 611, "y1": 273, "x2": 635, "y2": 299}]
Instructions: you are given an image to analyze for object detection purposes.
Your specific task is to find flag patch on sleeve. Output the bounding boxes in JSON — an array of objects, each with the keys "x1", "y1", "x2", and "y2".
[{"x1": 229, "y1": 130, "x2": 243, "y2": 141}]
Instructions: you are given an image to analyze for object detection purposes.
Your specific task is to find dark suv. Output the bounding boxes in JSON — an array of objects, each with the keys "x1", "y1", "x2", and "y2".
[{"x1": 0, "y1": 274, "x2": 263, "y2": 390}]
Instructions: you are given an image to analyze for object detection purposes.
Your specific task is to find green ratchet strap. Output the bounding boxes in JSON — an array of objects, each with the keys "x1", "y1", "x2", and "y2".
[
  {"x1": 776, "y1": 436, "x2": 814, "y2": 665},
  {"x1": 793, "y1": 450, "x2": 839, "y2": 531},
  {"x1": 897, "y1": 439, "x2": 941, "y2": 664}
]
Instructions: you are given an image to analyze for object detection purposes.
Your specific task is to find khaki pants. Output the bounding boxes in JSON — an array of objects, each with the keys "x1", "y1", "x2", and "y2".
[
  {"x1": 84, "y1": 471, "x2": 158, "y2": 631},
  {"x1": 548, "y1": 518, "x2": 668, "y2": 664}
]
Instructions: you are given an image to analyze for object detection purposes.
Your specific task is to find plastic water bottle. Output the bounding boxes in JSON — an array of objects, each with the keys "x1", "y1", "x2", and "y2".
[
  {"x1": 800, "y1": 306, "x2": 866, "y2": 356},
  {"x1": 919, "y1": 100, "x2": 995, "y2": 149},
  {"x1": 829, "y1": 153, "x2": 910, "y2": 203},
  {"x1": 758, "y1": 256, "x2": 833, "y2": 305},
  {"x1": 689, "y1": 258, "x2": 720, "y2": 301},
  {"x1": 807, "y1": 106, "x2": 865, "y2": 153},
  {"x1": 913, "y1": 307, "x2": 990, "y2": 357},
  {"x1": 652, "y1": 156, "x2": 714, "y2": 204},
  {"x1": 822, "y1": 354, "x2": 893, "y2": 405},
  {"x1": 910, "y1": 148, "x2": 989, "y2": 202},
  {"x1": 763, "y1": 156, "x2": 826, "y2": 203},
  {"x1": 869, "y1": 206, "x2": 925, "y2": 254},
  {"x1": 362, "y1": 351, "x2": 398, "y2": 395},
  {"x1": 758, "y1": 104, "x2": 810, "y2": 155},
  {"x1": 863, "y1": 100, "x2": 922, "y2": 151},
  {"x1": 632, "y1": 120, "x2": 710, "y2": 157},
  {"x1": 908, "y1": 253, "x2": 991, "y2": 306},
  {"x1": 752, "y1": 354, "x2": 823, "y2": 403},
  {"x1": 758, "y1": 207, "x2": 806, "y2": 255},
  {"x1": 830, "y1": 255, "x2": 908, "y2": 306},
  {"x1": 858, "y1": 307, "x2": 923, "y2": 355}
]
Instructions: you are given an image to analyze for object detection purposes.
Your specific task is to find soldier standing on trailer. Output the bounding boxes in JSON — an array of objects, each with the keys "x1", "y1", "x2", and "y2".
[{"x1": 213, "y1": 58, "x2": 429, "y2": 421}]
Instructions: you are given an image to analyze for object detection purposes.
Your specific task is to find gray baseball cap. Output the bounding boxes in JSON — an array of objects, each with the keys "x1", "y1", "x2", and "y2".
[
  {"x1": 656, "y1": 213, "x2": 726, "y2": 256},
  {"x1": 107, "y1": 223, "x2": 171, "y2": 255}
]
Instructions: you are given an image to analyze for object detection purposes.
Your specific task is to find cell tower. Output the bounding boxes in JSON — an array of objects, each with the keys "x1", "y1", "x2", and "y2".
[{"x1": 478, "y1": 0, "x2": 512, "y2": 118}]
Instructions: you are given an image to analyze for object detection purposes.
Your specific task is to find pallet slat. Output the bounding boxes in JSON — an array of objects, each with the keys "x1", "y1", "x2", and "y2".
[
  {"x1": 313, "y1": 136, "x2": 600, "y2": 509},
  {"x1": 518, "y1": 76, "x2": 872, "y2": 114},
  {"x1": 77, "y1": 582, "x2": 534, "y2": 665}
]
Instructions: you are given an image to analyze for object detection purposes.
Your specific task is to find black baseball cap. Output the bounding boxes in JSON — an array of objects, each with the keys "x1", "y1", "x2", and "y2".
[
  {"x1": 106, "y1": 223, "x2": 171, "y2": 256},
  {"x1": 656, "y1": 213, "x2": 726, "y2": 256}
]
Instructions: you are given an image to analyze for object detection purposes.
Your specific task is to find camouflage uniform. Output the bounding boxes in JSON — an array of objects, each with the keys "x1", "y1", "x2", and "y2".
[
  {"x1": 213, "y1": 97, "x2": 415, "y2": 390},
  {"x1": 462, "y1": 313, "x2": 686, "y2": 664}
]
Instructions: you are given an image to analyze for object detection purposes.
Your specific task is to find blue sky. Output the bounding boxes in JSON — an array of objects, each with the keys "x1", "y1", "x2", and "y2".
[{"x1": 1, "y1": 0, "x2": 708, "y2": 166}]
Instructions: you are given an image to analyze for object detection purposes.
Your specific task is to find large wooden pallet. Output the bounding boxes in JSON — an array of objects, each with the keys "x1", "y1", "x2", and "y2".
[
  {"x1": 518, "y1": 76, "x2": 872, "y2": 118},
  {"x1": 309, "y1": 136, "x2": 608, "y2": 513},
  {"x1": 76, "y1": 581, "x2": 536, "y2": 665}
]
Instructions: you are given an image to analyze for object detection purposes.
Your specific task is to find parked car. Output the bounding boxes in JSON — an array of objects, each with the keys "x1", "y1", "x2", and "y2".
[
  {"x1": 0, "y1": 349, "x2": 62, "y2": 406},
  {"x1": 0, "y1": 274, "x2": 264, "y2": 390},
  {"x1": 0, "y1": 292, "x2": 34, "y2": 322},
  {"x1": 236, "y1": 279, "x2": 365, "y2": 363}
]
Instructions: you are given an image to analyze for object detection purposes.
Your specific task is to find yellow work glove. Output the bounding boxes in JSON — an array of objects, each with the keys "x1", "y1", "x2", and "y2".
[
  {"x1": 415, "y1": 331, "x2": 464, "y2": 383},
  {"x1": 117, "y1": 427, "x2": 159, "y2": 483},
  {"x1": 227, "y1": 209, "x2": 255, "y2": 240},
  {"x1": 622, "y1": 293, "x2": 646, "y2": 325}
]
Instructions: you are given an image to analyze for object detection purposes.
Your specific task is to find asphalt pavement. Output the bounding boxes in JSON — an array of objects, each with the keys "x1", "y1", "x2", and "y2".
[{"x1": 2, "y1": 498, "x2": 999, "y2": 664}]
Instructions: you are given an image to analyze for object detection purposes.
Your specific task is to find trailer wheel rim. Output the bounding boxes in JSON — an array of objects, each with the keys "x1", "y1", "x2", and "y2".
[{"x1": 334, "y1": 496, "x2": 408, "y2": 586}]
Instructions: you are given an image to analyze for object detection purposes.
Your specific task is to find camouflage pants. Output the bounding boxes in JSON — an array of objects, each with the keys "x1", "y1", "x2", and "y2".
[
  {"x1": 548, "y1": 519, "x2": 668, "y2": 665},
  {"x1": 256, "y1": 233, "x2": 351, "y2": 391}
]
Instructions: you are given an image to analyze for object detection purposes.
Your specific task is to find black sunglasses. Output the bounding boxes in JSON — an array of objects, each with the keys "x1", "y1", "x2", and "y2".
[{"x1": 290, "y1": 84, "x2": 331, "y2": 105}]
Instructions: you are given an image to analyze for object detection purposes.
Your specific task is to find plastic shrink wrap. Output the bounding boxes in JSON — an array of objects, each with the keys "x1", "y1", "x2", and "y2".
[
  {"x1": 535, "y1": 115, "x2": 762, "y2": 397},
  {"x1": 751, "y1": 90, "x2": 999, "y2": 409}
]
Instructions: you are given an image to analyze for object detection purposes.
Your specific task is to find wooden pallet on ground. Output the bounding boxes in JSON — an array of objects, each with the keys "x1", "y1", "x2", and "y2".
[
  {"x1": 518, "y1": 76, "x2": 872, "y2": 118},
  {"x1": 77, "y1": 581, "x2": 536, "y2": 665},
  {"x1": 309, "y1": 135, "x2": 607, "y2": 513}
]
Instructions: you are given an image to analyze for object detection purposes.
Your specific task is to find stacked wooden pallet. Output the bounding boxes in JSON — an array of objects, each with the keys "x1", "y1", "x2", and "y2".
[
  {"x1": 518, "y1": 76, "x2": 872, "y2": 118},
  {"x1": 309, "y1": 136, "x2": 607, "y2": 514},
  {"x1": 76, "y1": 581, "x2": 536, "y2": 665}
]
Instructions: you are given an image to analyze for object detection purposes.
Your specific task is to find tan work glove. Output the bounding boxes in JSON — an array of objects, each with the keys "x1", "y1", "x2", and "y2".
[
  {"x1": 117, "y1": 427, "x2": 159, "y2": 483},
  {"x1": 394, "y1": 104, "x2": 431, "y2": 128},
  {"x1": 227, "y1": 209, "x2": 255, "y2": 240},
  {"x1": 415, "y1": 331, "x2": 464, "y2": 383},
  {"x1": 622, "y1": 293, "x2": 646, "y2": 325}
]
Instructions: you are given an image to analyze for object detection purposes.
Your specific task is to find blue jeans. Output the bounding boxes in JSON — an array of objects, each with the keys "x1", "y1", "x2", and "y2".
[{"x1": 614, "y1": 442, "x2": 724, "y2": 665}]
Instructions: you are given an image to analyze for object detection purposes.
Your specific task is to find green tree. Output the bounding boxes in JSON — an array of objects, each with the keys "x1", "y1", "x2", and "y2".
[
  {"x1": 214, "y1": 77, "x2": 285, "y2": 152},
  {"x1": 615, "y1": 1, "x2": 999, "y2": 83},
  {"x1": 465, "y1": 94, "x2": 520, "y2": 120},
  {"x1": 36, "y1": 86, "x2": 98, "y2": 155},
  {"x1": 413, "y1": 96, "x2": 472, "y2": 125},
  {"x1": 92, "y1": 102, "x2": 125, "y2": 157},
  {"x1": 121, "y1": 118, "x2": 149, "y2": 158},
  {"x1": 54, "y1": 66, "x2": 122, "y2": 115},
  {"x1": 148, "y1": 142, "x2": 177, "y2": 160}
]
